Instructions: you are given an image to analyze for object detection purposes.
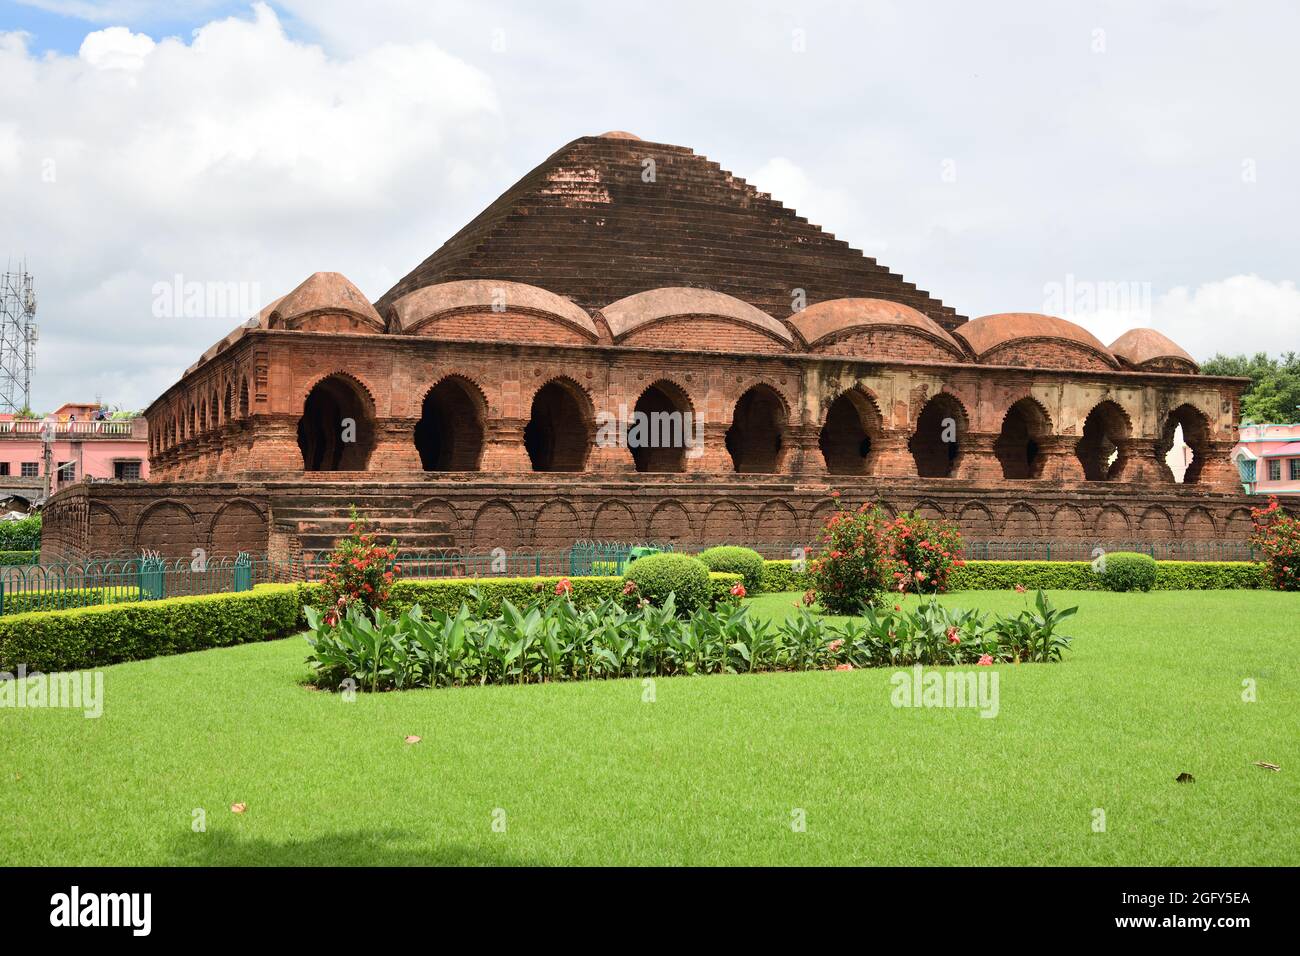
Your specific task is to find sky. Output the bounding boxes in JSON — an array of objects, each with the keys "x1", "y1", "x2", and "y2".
[{"x1": 1, "y1": 0, "x2": 1298, "y2": 412}]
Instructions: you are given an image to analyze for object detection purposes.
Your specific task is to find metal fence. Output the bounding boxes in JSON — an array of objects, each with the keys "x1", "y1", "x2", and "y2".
[{"x1": 699, "y1": 539, "x2": 1260, "y2": 563}]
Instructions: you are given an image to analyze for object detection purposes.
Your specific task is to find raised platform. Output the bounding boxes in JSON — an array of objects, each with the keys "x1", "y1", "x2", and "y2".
[{"x1": 39, "y1": 473, "x2": 1258, "y2": 563}]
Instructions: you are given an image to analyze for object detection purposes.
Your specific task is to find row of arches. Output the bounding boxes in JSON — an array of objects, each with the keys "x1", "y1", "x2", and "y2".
[
  {"x1": 158, "y1": 371, "x2": 1214, "y2": 484},
  {"x1": 151, "y1": 375, "x2": 251, "y2": 458}
]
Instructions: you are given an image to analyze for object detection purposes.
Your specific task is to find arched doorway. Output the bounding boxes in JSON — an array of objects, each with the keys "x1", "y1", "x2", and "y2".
[
  {"x1": 525, "y1": 379, "x2": 591, "y2": 472},
  {"x1": 297, "y1": 375, "x2": 374, "y2": 471},
  {"x1": 909, "y1": 393, "x2": 966, "y2": 477},
  {"x1": 819, "y1": 389, "x2": 882, "y2": 475},
  {"x1": 995, "y1": 398, "x2": 1051, "y2": 479},
  {"x1": 414, "y1": 377, "x2": 485, "y2": 471},
  {"x1": 1076, "y1": 400, "x2": 1131, "y2": 481},
  {"x1": 1159, "y1": 404, "x2": 1212, "y2": 484},
  {"x1": 725, "y1": 385, "x2": 786, "y2": 473},
  {"x1": 630, "y1": 380, "x2": 693, "y2": 473}
]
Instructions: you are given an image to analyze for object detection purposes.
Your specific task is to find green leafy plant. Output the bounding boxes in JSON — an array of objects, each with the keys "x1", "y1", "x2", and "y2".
[
  {"x1": 622, "y1": 552, "x2": 713, "y2": 614},
  {"x1": 884, "y1": 511, "x2": 965, "y2": 594},
  {"x1": 316, "y1": 507, "x2": 400, "y2": 623},
  {"x1": 808, "y1": 494, "x2": 892, "y2": 614},
  {"x1": 1251, "y1": 495, "x2": 1300, "y2": 591}
]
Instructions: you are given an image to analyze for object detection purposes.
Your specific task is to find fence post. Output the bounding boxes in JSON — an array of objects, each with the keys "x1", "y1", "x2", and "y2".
[
  {"x1": 234, "y1": 552, "x2": 252, "y2": 593},
  {"x1": 138, "y1": 556, "x2": 164, "y2": 601}
]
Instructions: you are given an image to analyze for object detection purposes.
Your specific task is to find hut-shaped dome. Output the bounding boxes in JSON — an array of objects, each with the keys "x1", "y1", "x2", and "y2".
[
  {"x1": 791, "y1": 298, "x2": 967, "y2": 361},
  {"x1": 1109, "y1": 328, "x2": 1199, "y2": 373},
  {"x1": 600, "y1": 287, "x2": 793, "y2": 353},
  {"x1": 956, "y1": 313, "x2": 1119, "y2": 370},
  {"x1": 269, "y1": 272, "x2": 384, "y2": 334},
  {"x1": 388, "y1": 279, "x2": 598, "y2": 343}
]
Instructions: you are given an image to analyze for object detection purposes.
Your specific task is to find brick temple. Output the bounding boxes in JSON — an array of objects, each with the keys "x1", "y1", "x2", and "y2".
[{"x1": 41, "y1": 131, "x2": 1255, "y2": 561}]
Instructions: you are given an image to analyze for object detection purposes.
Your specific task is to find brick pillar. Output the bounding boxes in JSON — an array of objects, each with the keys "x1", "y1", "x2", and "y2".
[
  {"x1": 873, "y1": 432, "x2": 915, "y2": 477},
  {"x1": 955, "y1": 433, "x2": 1002, "y2": 481},
  {"x1": 480, "y1": 417, "x2": 532, "y2": 474},
  {"x1": 247, "y1": 414, "x2": 304, "y2": 473},
  {"x1": 370, "y1": 417, "x2": 422, "y2": 472},
  {"x1": 1038, "y1": 436, "x2": 1086, "y2": 482},
  {"x1": 1198, "y1": 440, "x2": 1243, "y2": 492},
  {"x1": 688, "y1": 422, "x2": 734, "y2": 474},
  {"x1": 1116, "y1": 437, "x2": 1161, "y2": 483},
  {"x1": 787, "y1": 423, "x2": 827, "y2": 477}
]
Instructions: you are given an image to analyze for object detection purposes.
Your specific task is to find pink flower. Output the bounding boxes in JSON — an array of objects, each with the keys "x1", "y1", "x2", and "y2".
[
  {"x1": 1014, "y1": 584, "x2": 1026, "y2": 594},
  {"x1": 622, "y1": 580, "x2": 637, "y2": 596},
  {"x1": 555, "y1": 578, "x2": 572, "y2": 596},
  {"x1": 914, "y1": 571, "x2": 925, "y2": 581},
  {"x1": 977, "y1": 654, "x2": 994, "y2": 666},
  {"x1": 835, "y1": 663, "x2": 853, "y2": 671},
  {"x1": 946, "y1": 626, "x2": 960, "y2": 645},
  {"x1": 828, "y1": 638, "x2": 844, "y2": 653},
  {"x1": 730, "y1": 582, "x2": 747, "y2": 598}
]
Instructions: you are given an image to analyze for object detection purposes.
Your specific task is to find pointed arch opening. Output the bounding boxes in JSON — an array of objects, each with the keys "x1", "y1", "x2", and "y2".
[
  {"x1": 525, "y1": 379, "x2": 591, "y2": 472},
  {"x1": 819, "y1": 389, "x2": 883, "y2": 475},
  {"x1": 415, "y1": 376, "x2": 485, "y2": 471},
  {"x1": 630, "y1": 380, "x2": 694, "y2": 473},
  {"x1": 996, "y1": 398, "x2": 1051, "y2": 479},
  {"x1": 725, "y1": 384, "x2": 787, "y2": 473},
  {"x1": 297, "y1": 374, "x2": 374, "y2": 471},
  {"x1": 909, "y1": 393, "x2": 966, "y2": 478},
  {"x1": 1076, "y1": 400, "x2": 1131, "y2": 481},
  {"x1": 1159, "y1": 404, "x2": 1212, "y2": 484}
]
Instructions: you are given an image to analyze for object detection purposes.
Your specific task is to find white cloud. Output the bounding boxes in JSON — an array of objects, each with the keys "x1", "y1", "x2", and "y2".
[
  {"x1": 1, "y1": 3, "x2": 504, "y2": 411},
  {"x1": 78, "y1": 26, "x2": 155, "y2": 70}
]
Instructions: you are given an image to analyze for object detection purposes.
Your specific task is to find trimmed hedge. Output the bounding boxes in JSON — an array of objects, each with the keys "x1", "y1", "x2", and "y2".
[
  {"x1": 310, "y1": 573, "x2": 745, "y2": 616},
  {"x1": 0, "y1": 550, "x2": 38, "y2": 566},
  {"x1": 762, "y1": 559, "x2": 814, "y2": 594},
  {"x1": 946, "y1": 560, "x2": 1267, "y2": 592},
  {"x1": 1099, "y1": 552, "x2": 1157, "y2": 592},
  {"x1": 0, "y1": 583, "x2": 308, "y2": 672},
  {"x1": 696, "y1": 546, "x2": 766, "y2": 592},
  {"x1": 2, "y1": 586, "x2": 141, "y2": 616}
]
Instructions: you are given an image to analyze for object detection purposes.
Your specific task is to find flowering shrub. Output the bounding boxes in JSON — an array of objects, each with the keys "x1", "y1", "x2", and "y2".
[
  {"x1": 316, "y1": 508, "x2": 400, "y2": 625},
  {"x1": 884, "y1": 511, "x2": 965, "y2": 595},
  {"x1": 1251, "y1": 496, "x2": 1300, "y2": 591},
  {"x1": 807, "y1": 494, "x2": 892, "y2": 614}
]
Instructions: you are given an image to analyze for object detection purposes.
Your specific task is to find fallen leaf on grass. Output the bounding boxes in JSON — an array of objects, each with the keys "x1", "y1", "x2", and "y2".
[
  {"x1": 1175, "y1": 772, "x2": 1195, "y2": 784},
  {"x1": 404, "y1": 735, "x2": 422, "y2": 745},
  {"x1": 230, "y1": 802, "x2": 247, "y2": 814},
  {"x1": 1254, "y1": 762, "x2": 1281, "y2": 772}
]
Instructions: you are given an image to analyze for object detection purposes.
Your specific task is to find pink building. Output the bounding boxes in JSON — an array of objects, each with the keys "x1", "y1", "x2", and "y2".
[
  {"x1": 0, "y1": 402, "x2": 149, "y2": 506},
  {"x1": 1234, "y1": 423, "x2": 1300, "y2": 497}
]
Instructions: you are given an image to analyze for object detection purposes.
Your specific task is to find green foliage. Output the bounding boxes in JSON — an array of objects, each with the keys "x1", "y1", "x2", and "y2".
[
  {"x1": 696, "y1": 546, "x2": 766, "y2": 592},
  {"x1": 2, "y1": 586, "x2": 140, "y2": 616},
  {"x1": 1201, "y1": 351, "x2": 1300, "y2": 423},
  {"x1": 0, "y1": 515, "x2": 41, "y2": 551},
  {"x1": 0, "y1": 583, "x2": 308, "y2": 672},
  {"x1": 622, "y1": 553, "x2": 713, "y2": 614},
  {"x1": 1098, "y1": 552, "x2": 1158, "y2": 592},
  {"x1": 304, "y1": 589, "x2": 1075, "y2": 691},
  {"x1": 0, "y1": 550, "x2": 38, "y2": 566}
]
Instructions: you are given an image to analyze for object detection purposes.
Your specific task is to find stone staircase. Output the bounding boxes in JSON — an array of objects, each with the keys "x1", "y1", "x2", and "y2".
[{"x1": 270, "y1": 490, "x2": 455, "y2": 557}]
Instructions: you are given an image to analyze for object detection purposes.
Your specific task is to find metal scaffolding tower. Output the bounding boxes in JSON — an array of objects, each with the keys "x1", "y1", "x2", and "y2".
[{"x1": 0, "y1": 265, "x2": 37, "y2": 413}]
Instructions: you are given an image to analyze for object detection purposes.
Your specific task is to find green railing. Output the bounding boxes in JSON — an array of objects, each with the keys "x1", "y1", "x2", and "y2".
[
  {"x1": 303, "y1": 540, "x2": 676, "y2": 581},
  {"x1": 698, "y1": 540, "x2": 1260, "y2": 563},
  {"x1": 0, "y1": 553, "x2": 300, "y2": 616}
]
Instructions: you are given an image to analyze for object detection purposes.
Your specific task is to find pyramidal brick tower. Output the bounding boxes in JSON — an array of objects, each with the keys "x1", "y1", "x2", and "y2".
[{"x1": 375, "y1": 132, "x2": 965, "y2": 332}]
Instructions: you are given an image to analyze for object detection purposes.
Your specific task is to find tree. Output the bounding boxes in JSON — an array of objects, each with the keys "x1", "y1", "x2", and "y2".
[{"x1": 1202, "y1": 352, "x2": 1300, "y2": 423}]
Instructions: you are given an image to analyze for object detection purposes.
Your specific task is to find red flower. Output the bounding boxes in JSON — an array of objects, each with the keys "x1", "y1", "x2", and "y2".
[
  {"x1": 977, "y1": 654, "x2": 994, "y2": 666},
  {"x1": 1014, "y1": 584, "x2": 1026, "y2": 594},
  {"x1": 946, "y1": 626, "x2": 960, "y2": 645},
  {"x1": 835, "y1": 663, "x2": 853, "y2": 671},
  {"x1": 730, "y1": 582, "x2": 747, "y2": 598},
  {"x1": 622, "y1": 580, "x2": 637, "y2": 596},
  {"x1": 555, "y1": 578, "x2": 573, "y2": 596}
]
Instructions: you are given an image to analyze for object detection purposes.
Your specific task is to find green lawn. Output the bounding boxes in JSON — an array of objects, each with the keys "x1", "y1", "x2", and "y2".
[{"x1": 1, "y1": 589, "x2": 1297, "y2": 866}]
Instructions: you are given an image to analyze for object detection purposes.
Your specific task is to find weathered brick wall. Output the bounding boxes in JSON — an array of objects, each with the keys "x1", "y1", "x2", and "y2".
[{"x1": 42, "y1": 476, "x2": 1259, "y2": 562}]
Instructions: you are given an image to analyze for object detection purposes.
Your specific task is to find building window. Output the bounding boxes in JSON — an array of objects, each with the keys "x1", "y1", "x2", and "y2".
[
  {"x1": 0, "y1": 463, "x2": 8, "y2": 476},
  {"x1": 114, "y1": 460, "x2": 142, "y2": 480},
  {"x1": 1268, "y1": 459, "x2": 1282, "y2": 482},
  {"x1": 1291, "y1": 459, "x2": 1300, "y2": 481},
  {"x1": 1238, "y1": 457, "x2": 1256, "y2": 483},
  {"x1": 20, "y1": 462, "x2": 38, "y2": 478},
  {"x1": 56, "y1": 461, "x2": 76, "y2": 483}
]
